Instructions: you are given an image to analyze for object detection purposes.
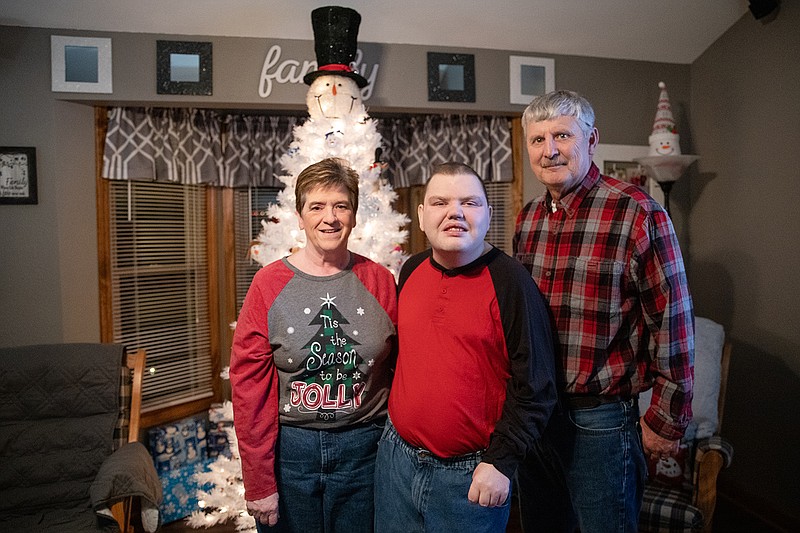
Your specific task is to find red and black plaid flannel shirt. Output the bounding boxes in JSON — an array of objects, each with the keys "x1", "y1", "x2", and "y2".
[{"x1": 514, "y1": 163, "x2": 694, "y2": 440}]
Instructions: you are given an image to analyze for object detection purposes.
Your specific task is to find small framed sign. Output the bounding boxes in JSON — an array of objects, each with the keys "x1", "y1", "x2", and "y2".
[{"x1": 1, "y1": 147, "x2": 38, "y2": 205}]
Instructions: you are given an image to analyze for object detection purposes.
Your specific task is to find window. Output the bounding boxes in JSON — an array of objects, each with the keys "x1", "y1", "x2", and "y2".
[
  {"x1": 233, "y1": 187, "x2": 282, "y2": 311},
  {"x1": 108, "y1": 180, "x2": 214, "y2": 412},
  {"x1": 485, "y1": 181, "x2": 514, "y2": 253}
]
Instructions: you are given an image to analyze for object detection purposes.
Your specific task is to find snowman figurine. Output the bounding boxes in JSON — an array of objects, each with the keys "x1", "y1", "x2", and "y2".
[{"x1": 647, "y1": 81, "x2": 682, "y2": 156}]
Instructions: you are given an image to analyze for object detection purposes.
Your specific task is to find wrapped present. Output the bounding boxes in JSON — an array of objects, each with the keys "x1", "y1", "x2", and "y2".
[
  {"x1": 207, "y1": 420, "x2": 234, "y2": 458},
  {"x1": 159, "y1": 458, "x2": 214, "y2": 524},
  {"x1": 207, "y1": 402, "x2": 234, "y2": 459},
  {"x1": 148, "y1": 413, "x2": 208, "y2": 473}
]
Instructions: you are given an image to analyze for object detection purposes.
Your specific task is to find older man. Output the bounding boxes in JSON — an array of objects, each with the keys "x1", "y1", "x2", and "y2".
[{"x1": 514, "y1": 90, "x2": 694, "y2": 532}]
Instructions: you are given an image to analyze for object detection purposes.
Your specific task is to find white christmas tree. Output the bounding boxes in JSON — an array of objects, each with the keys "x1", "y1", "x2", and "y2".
[
  {"x1": 187, "y1": 75, "x2": 408, "y2": 531},
  {"x1": 186, "y1": 396, "x2": 256, "y2": 530},
  {"x1": 249, "y1": 74, "x2": 409, "y2": 276}
]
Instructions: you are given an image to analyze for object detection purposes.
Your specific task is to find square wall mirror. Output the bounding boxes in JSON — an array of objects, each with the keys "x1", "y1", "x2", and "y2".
[
  {"x1": 157, "y1": 40, "x2": 213, "y2": 95},
  {"x1": 509, "y1": 56, "x2": 555, "y2": 105},
  {"x1": 427, "y1": 52, "x2": 475, "y2": 103},
  {"x1": 51, "y1": 36, "x2": 112, "y2": 93}
]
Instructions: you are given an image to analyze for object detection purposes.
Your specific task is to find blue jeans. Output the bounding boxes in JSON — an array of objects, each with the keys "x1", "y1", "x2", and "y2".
[
  {"x1": 256, "y1": 419, "x2": 385, "y2": 533},
  {"x1": 516, "y1": 399, "x2": 646, "y2": 533},
  {"x1": 374, "y1": 419, "x2": 511, "y2": 533}
]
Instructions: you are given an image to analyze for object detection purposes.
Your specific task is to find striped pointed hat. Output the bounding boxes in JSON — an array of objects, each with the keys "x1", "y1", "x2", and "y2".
[{"x1": 651, "y1": 81, "x2": 677, "y2": 134}]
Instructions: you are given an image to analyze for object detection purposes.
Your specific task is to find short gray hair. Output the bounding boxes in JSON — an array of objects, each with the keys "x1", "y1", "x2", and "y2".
[{"x1": 522, "y1": 90, "x2": 596, "y2": 137}]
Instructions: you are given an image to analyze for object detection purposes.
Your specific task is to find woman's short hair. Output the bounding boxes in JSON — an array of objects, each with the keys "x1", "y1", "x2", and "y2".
[
  {"x1": 295, "y1": 157, "x2": 360, "y2": 214},
  {"x1": 522, "y1": 90, "x2": 596, "y2": 137}
]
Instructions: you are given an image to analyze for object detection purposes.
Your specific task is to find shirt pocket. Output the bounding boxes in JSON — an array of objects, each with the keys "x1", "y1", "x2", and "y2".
[{"x1": 568, "y1": 257, "x2": 624, "y2": 322}]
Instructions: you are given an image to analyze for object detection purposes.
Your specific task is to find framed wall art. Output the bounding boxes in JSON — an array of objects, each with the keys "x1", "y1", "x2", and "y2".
[
  {"x1": 51, "y1": 35, "x2": 113, "y2": 93},
  {"x1": 509, "y1": 55, "x2": 554, "y2": 105},
  {"x1": 593, "y1": 143, "x2": 664, "y2": 205},
  {"x1": 1, "y1": 147, "x2": 38, "y2": 205},
  {"x1": 427, "y1": 52, "x2": 475, "y2": 103},
  {"x1": 157, "y1": 40, "x2": 213, "y2": 95}
]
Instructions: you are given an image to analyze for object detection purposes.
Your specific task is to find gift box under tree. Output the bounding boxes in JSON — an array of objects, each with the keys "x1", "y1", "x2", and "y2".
[
  {"x1": 207, "y1": 402, "x2": 234, "y2": 459},
  {"x1": 148, "y1": 413, "x2": 208, "y2": 473},
  {"x1": 159, "y1": 457, "x2": 215, "y2": 523}
]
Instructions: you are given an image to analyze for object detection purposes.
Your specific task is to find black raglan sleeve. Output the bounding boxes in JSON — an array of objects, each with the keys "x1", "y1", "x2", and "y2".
[{"x1": 481, "y1": 252, "x2": 558, "y2": 479}]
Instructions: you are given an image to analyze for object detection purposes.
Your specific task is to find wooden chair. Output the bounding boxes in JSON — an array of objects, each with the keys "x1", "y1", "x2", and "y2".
[
  {"x1": 0, "y1": 344, "x2": 161, "y2": 532},
  {"x1": 691, "y1": 340, "x2": 732, "y2": 531},
  {"x1": 110, "y1": 348, "x2": 149, "y2": 531},
  {"x1": 639, "y1": 318, "x2": 734, "y2": 533}
]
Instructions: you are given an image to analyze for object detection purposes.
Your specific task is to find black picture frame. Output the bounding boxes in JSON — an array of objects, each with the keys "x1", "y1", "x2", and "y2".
[
  {"x1": 157, "y1": 40, "x2": 213, "y2": 95},
  {"x1": 427, "y1": 52, "x2": 475, "y2": 103},
  {"x1": 0, "y1": 147, "x2": 38, "y2": 205}
]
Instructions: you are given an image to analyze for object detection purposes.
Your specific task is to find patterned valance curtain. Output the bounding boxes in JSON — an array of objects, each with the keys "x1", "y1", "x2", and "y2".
[
  {"x1": 221, "y1": 115, "x2": 298, "y2": 188},
  {"x1": 102, "y1": 108, "x2": 511, "y2": 189},
  {"x1": 103, "y1": 108, "x2": 300, "y2": 187},
  {"x1": 103, "y1": 108, "x2": 223, "y2": 184},
  {"x1": 377, "y1": 115, "x2": 512, "y2": 187}
]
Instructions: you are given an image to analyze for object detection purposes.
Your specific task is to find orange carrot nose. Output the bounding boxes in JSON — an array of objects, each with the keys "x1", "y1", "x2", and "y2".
[{"x1": 332, "y1": 84, "x2": 337, "y2": 96}]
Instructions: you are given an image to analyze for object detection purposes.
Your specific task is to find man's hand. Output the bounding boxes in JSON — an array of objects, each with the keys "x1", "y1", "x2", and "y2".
[
  {"x1": 640, "y1": 417, "x2": 680, "y2": 460},
  {"x1": 246, "y1": 492, "x2": 279, "y2": 527},
  {"x1": 467, "y1": 462, "x2": 510, "y2": 507}
]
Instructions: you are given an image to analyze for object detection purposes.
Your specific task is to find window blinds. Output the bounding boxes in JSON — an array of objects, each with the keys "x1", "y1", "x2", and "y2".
[
  {"x1": 233, "y1": 186, "x2": 281, "y2": 313},
  {"x1": 109, "y1": 180, "x2": 213, "y2": 411}
]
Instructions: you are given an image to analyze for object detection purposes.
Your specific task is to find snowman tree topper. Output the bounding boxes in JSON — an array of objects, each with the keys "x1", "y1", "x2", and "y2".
[{"x1": 251, "y1": 6, "x2": 408, "y2": 275}]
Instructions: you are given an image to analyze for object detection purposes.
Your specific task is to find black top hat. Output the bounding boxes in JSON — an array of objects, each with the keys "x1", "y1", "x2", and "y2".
[{"x1": 303, "y1": 6, "x2": 369, "y2": 88}]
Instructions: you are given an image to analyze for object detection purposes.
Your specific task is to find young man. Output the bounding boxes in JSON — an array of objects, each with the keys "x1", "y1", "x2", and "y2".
[
  {"x1": 514, "y1": 90, "x2": 694, "y2": 532},
  {"x1": 374, "y1": 162, "x2": 557, "y2": 533}
]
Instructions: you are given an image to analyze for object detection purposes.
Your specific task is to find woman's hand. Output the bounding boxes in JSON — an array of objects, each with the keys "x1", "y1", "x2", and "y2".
[{"x1": 247, "y1": 492, "x2": 280, "y2": 526}]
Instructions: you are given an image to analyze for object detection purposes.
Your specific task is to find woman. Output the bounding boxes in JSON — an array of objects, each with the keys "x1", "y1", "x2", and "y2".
[{"x1": 230, "y1": 158, "x2": 397, "y2": 532}]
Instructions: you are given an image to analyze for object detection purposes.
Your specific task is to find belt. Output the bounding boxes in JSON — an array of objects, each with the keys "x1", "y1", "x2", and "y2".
[{"x1": 564, "y1": 394, "x2": 630, "y2": 410}]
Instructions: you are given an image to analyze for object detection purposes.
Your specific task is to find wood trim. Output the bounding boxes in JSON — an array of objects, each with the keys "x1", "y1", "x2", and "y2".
[
  {"x1": 140, "y1": 397, "x2": 214, "y2": 429},
  {"x1": 206, "y1": 187, "x2": 222, "y2": 403},
  {"x1": 126, "y1": 348, "x2": 146, "y2": 441},
  {"x1": 95, "y1": 107, "x2": 114, "y2": 343},
  {"x1": 395, "y1": 186, "x2": 426, "y2": 256},
  {"x1": 511, "y1": 117, "x2": 524, "y2": 220},
  {"x1": 221, "y1": 187, "x2": 237, "y2": 367},
  {"x1": 409, "y1": 186, "x2": 426, "y2": 254}
]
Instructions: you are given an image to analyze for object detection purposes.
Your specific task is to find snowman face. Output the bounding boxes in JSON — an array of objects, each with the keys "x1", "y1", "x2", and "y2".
[
  {"x1": 648, "y1": 132, "x2": 681, "y2": 156},
  {"x1": 655, "y1": 456, "x2": 683, "y2": 478},
  {"x1": 306, "y1": 75, "x2": 365, "y2": 119},
  {"x1": 656, "y1": 139, "x2": 676, "y2": 155}
]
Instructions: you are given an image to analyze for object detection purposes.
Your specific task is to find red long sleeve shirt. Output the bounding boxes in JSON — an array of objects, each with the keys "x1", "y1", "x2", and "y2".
[
  {"x1": 389, "y1": 247, "x2": 557, "y2": 479},
  {"x1": 230, "y1": 255, "x2": 397, "y2": 501}
]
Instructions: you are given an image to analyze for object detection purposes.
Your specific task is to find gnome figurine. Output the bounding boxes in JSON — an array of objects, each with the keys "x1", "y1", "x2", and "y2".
[
  {"x1": 304, "y1": 6, "x2": 368, "y2": 120},
  {"x1": 648, "y1": 82, "x2": 681, "y2": 156}
]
